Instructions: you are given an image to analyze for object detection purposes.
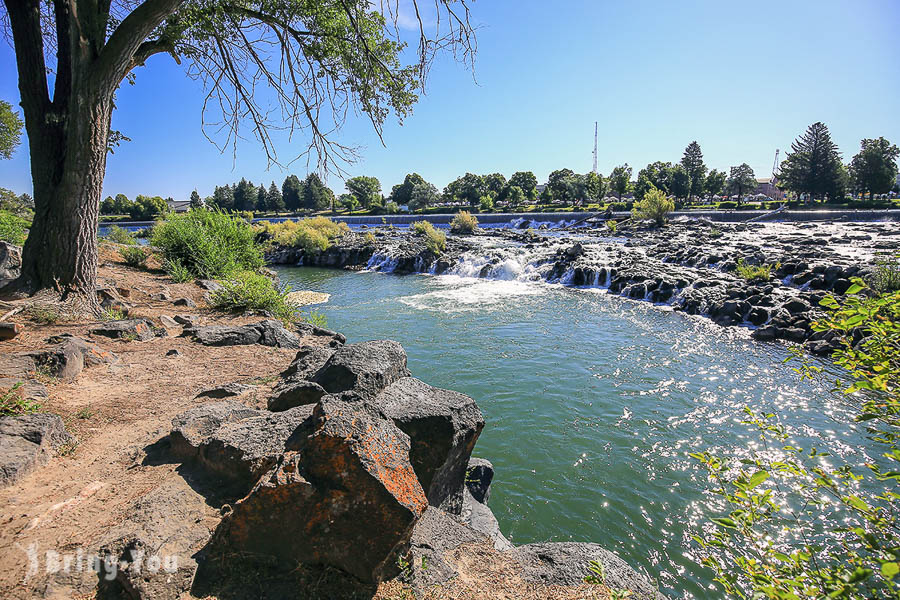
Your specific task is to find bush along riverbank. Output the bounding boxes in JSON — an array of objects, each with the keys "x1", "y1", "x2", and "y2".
[
  {"x1": 0, "y1": 221, "x2": 663, "y2": 599},
  {"x1": 264, "y1": 216, "x2": 899, "y2": 354}
]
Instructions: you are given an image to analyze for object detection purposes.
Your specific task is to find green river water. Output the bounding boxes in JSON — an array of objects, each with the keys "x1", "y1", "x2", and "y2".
[{"x1": 276, "y1": 266, "x2": 867, "y2": 599}]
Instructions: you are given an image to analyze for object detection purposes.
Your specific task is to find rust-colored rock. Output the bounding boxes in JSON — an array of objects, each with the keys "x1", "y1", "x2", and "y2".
[{"x1": 208, "y1": 396, "x2": 428, "y2": 583}]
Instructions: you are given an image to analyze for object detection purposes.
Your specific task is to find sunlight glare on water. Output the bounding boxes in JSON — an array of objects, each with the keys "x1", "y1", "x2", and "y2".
[{"x1": 277, "y1": 266, "x2": 867, "y2": 599}]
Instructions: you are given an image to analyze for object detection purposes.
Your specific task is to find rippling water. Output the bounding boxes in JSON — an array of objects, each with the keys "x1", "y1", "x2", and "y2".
[{"x1": 276, "y1": 266, "x2": 869, "y2": 599}]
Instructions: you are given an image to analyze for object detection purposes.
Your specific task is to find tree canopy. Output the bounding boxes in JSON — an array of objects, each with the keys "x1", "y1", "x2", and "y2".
[
  {"x1": 849, "y1": 137, "x2": 899, "y2": 199},
  {"x1": 608, "y1": 164, "x2": 632, "y2": 198},
  {"x1": 726, "y1": 163, "x2": 757, "y2": 201},
  {"x1": 0, "y1": 99, "x2": 23, "y2": 160},
  {"x1": 346, "y1": 176, "x2": 382, "y2": 209},
  {"x1": 681, "y1": 141, "x2": 707, "y2": 199},
  {"x1": 779, "y1": 122, "x2": 846, "y2": 201}
]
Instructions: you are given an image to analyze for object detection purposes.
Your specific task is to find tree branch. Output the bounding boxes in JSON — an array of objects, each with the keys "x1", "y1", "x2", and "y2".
[{"x1": 3, "y1": 0, "x2": 51, "y2": 114}]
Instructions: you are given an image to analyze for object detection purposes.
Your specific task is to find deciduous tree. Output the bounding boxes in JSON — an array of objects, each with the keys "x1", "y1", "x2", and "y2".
[
  {"x1": 0, "y1": 99, "x2": 23, "y2": 160},
  {"x1": 608, "y1": 164, "x2": 633, "y2": 199},
  {"x1": 508, "y1": 171, "x2": 538, "y2": 200},
  {"x1": 726, "y1": 163, "x2": 757, "y2": 202},
  {"x1": 849, "y1": 137, "x2": 900, "y2": 200},
  {"x1": 346, "y1": 176, "x2": 382, "y2": 209},
  {"x1": 0, "y1": 0, "x2": 476, "y2": 307},
  {"x1": 705, "y1": 168, "x2": 726, "y2": 197}
]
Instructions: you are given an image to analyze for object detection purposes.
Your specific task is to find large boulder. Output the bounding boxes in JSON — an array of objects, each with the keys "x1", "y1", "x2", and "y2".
[
  {"x1": 405, "y1": 506, "x2": 490, "y2": 592},
  {"x1": 267, "y1": 380, "x2": 327, "y2": 412},
  {"x1": 373, "y1": 377, "x2": 484, "y2": 514},
  {"x1": 0, "y1": 413, "x2": 73, "y2": 487},
  {"x1": 207, "y1": 396, "x2": 428, "y2": 583},
  {"x1": 465, "y1": 457, "x2": 494, "y2": 504},
  {"x1": 169, "y1": 401, "x2": 312, "y2": 498},
  {"x1": 511, "y1": 543, "x2": 665, "y2": 600},
  {"x1": 310, "y1": 340, "x2": 410, "y2": 398},
  {"x1": 293, "y1": 322, "x2": 347, "y2": 347},
  {"x1": 189, "y1": 320, "x2": 300, "y2": 348},
  {"x1": 279, "y1": 345, "x2": 336, "y2": 380},
  {"x1": 460, "y1": 487, "x2": 512, "y2": 551}
]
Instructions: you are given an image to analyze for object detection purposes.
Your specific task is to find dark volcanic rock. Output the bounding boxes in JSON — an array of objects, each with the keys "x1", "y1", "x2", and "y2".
[
  {"x1": 267, "y1": 380, "x2": 327, "y2": 412},
  {"x1": 374, "y1": 377, "x2": 484, "y2": 514},
  {"x1": 294, "y1": 322, "x2": 347, "y2": 347},
  {"x1": 90, "y1": 319, "x2": 156, "y2": 341},
  {"x1": 460, "y1": 487, "x2": 512, "y2": 550},
  {"x1": 209, "y1": 396, "x2": 428, "y2": 583},
  {"x1": 280, "y1": 345, "x2": 337, "y2": 381},
  {"x1": 465, "y1": 457, "x2": 494, "y2": 504},
  {"x1": 0, "y1": 413, "x2": 73, "y2": 487},
  {"x1": 189, "y1": 320, "x2": 300, "y2": 348},
  {"x1": 512, "y1": 543, "x2": 665, "y2": 600},
  {"x1": 406, "y1": 506, "x2": 489, "y2": 592},
  {"x1": 310, "y1": 339, "x2": 411, "y2": 398},
  {"x1": 194, "y1": 382, "x2": 253, "y2": 399}
]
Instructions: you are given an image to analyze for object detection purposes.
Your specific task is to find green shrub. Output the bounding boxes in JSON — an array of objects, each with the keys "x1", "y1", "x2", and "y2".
[
  {"x1": 151, "y1": 208, "x2": 263, "y2": 279},
  {"x1": 605, "y1": 220, "x2": 617, "y2": 233},
  {"x1": 450, "y1": 211, "x2": 478, "y2": 234},
  {"x1": 411, "y1": 220, "x2": 445, "y2": 255},
  {"x1": 716, "y1": 201, "x2": 738, "y2": 209},
  {"x1": 209, "y1": 271, "x2": 299, "y2": 321},
  {"x1": 479, "y1": 196, "x2": 494, "y2": 212},
  {"x1": 118, "y1": 246, "x2": 148, "y2": 268},
  {"x1": 256, "y1": 217, "x2": 349, "y2": 255},
  {"x1": 870, "y1": 252, "x2": 900, "y2": 293},
  {"x1": 384, "y1": 201, "x2": 399, "y2": 214},
  {"x1": 632, "y1": 187, "x2": 674, "y2": 226},
  {"x1": 164, "y1": 258, "x2": 193, "y2": 283},
  {"x1": 735, "y1": 258, "x2": 776, "y2": 282},
  {"x1": 103, "y1": 225, "x2": 137, "y2": 245},
  {"x1": 364, "y1": 232, "x2": 376, "y2": 245},
  {"x1": 0, "y1": 210, "x2": 28, "y2": 245}
]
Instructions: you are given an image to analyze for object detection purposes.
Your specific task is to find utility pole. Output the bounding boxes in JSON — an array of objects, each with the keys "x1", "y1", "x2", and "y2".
[{"x1": 592, "y1": 122, "x2": 598, "y2": 174}]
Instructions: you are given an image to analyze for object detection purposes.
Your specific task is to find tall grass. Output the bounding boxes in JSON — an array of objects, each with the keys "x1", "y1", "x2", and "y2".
[
  {"x1": 450, "y1": 211, "x2": 478, "y2": 234},
  {"x1": 870, "y1": 253, "x2": 900, "y2": 293},
  {"x1": 209, "y1": 271, "x2": 299, "y2": 321},
  {"x1": 103, "y1": 225, "x2": 137, "y2": 245},
  {"x1": 151, "y1": 208, "x2": 263, "y2": 279},
  {"x1": 735, "y1": 258, "x2": 776, "y2": 282},
  {"x1": 411, "y1": 220, "x2": 446, "y2": 254}
]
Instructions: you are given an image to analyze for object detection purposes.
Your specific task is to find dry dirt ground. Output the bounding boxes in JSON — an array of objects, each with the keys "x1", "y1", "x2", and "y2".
[{"x1": 0, "y1": 244, "x2": 612, "y2": 600}]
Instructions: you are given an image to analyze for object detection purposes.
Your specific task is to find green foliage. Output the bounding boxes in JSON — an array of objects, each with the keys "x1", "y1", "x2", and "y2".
[
  {"x1": 478, "y1": 195, "x2": 494, "y2": 212},
  {"x1": 209, "y1": 271, "x2": 299, "y2": 321},
  {"x1": 384, "y1": 201, "x2": 399, "y2": 214},
  {"x1": 258, "y1": 217, "x2": 349, "y2": 255},
  {"x1": 450, "y1": 211, "x2": 478, "y2": 234},
  {"x1": 779, "y1": 122, "x2": 847, "y2": 201},
  {"x1": 869, "y1": 253, "x2": 900, "y2": 293},
  {"x1": 281, "y1": 175, "x2": 304, "y2": 212},
  {"x1": 609, "y1": 164, "x2": 633, "y2": 198},
  {"x1": 411, "y1": 220, "x2": 445, "y2": 255},
  {"x1": 164, "y1": 258, "x2": 194, "y2": 283},
  {"x1": 681, "y1": 141, "x2": 707, "y2": 198},
  {"x1": 103, "y1": 307, "x2": 127, "y2": 321},
  {"x1": 850, "y1": 137, "x2": 900, "y2": 199},
  {"x1": 119, "y1": 246, "x2": 149, "y2": 269},
  {"x1": 302, "y1": 173, "x2": 334, "y2": 211},
  {"x1": 304, "y1": 310, "x2": 328, "y2": 329},
  {"x1": 129, "y1": 195, "x2": 169, "y2": 220},
  {"x1": 0, "y1": 99, "x2": 23, "y2": 160},
  {"x1": 605, "y1": 220, "x2": 618, "y2": 234},
  {"x1": 631, "y1": 187, "x2": 673, "y2": 226},
  {"x1": 444, "y1": 173, "x2": 486, "y2": 207},
  {"x1": 735, "y1": 258, "x2": 776, "y2": 282},
  {"x1": 669, "y1": 164, "x2": 691, "y2": 200},
  {"x1": 0, "y1": 209, "x2": 28, "y2": 244},
  {"x1": 705, "y1": 169, "x2": 727, "y2": 196},
  {"x1": 151, "y1": 208, "x2": 263, "y2": 279},
  {"x1": 390, "y1": 173, "x2": 426, "y2": 207},
  {"x1": 346, "y1": 175, "x2": 382, "y2": 209},
  {"x1": 103, "y1": 225, "x2": 137, "y2": 245},
  {"x1": 508, "y1": 171, "x2": 539, "y2": 200},
  {"x1": 726, "y1": 164, "x2": 757, "y2": 201},
  {"x1": 692, "y1": 281, "x2": 900, "y2": 599},
  {"x1": 0, "y1": 382, "x2": 40, "y2": 416},
  {"x1": 407, "y1": 180, "x2": 439, "y2": 212}
]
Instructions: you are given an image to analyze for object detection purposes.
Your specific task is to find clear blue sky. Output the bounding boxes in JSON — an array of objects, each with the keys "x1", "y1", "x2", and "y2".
[{"x1": 1, "y1": 0, "x2": 898, "y2": 199}]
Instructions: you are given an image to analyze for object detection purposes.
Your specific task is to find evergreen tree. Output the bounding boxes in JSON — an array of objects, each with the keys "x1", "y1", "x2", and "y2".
[
  {"x1": 849, "y1": 137, "x2": 900, "y2": 200},
  {"x1": 256, "y1": 184, "x2": 267, "y2": 212},
  {"x1": 681, "y1": 141, "x2": 707, "y2": 200},
  {"x1": 266, "y1": 182, "x2": 285, "y2": 213},
  {"x1": 211, "y1": 185, "x2": 234, "y2": 211},
  {"x1": 281, "y1": 175, "x2": 303, "y2": 212},
  {"x1": 303, "y1": 173, "x2": 333, "y2": 211},
  {"x1": 189, "y1": 189, "x2": 203, "y2": 209},
  {"x1": 779, "y1": 122, "x2": 845, "y2": 202},
  {"x1": 232, "y1": 178, "x2": 257, "y2": 212}
]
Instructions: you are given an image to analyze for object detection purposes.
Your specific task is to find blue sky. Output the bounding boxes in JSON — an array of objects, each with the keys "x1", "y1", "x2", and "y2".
[{"x1": 1, "y1": 0, "x2": 898, "y2": 199}]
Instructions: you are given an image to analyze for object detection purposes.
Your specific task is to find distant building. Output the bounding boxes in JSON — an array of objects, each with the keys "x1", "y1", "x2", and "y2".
[
  {"x1": 754, "y1": 177, "x2": 784, "y2": 200},
  {"x1": 166, "y1": 200, "x2": 191, "y2": 212}
]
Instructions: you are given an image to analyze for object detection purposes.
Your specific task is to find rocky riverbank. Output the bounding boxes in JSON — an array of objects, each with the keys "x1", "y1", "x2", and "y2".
[
  {"x1": 0, "y1": 245, "x2": 662, "y2": 600},
  {"x1": 266, "y1": 219, "x2": 898, "y2": 354}
]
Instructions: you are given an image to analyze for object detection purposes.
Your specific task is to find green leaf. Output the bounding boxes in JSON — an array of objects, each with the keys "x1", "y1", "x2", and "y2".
[
  {"x1": 711, "y1": 517, "x2": 737, "y2": 529},
  {"x1": 882, "y1": 562, "x2": 899, "y2": 579},
  {"x1": 747, "y1": 471, "x2": 769, "y2": 490}
]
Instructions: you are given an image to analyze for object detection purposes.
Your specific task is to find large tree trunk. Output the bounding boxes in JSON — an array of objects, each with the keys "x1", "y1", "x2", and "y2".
[{"x1": 19, "y1": 89, "x2": 112, "y2": 302}]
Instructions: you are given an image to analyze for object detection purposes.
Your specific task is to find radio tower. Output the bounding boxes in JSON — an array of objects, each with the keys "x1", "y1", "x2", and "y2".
[{"x1": 592, "y1": 122, "x2": 598, "y2": 174}]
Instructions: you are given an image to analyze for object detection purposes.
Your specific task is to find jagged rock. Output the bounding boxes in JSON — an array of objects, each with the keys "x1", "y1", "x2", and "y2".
[
  {"x1": 512, "y1": 543, "x2": 665, "y2": 600},
  {"x1": 173, "y1": 297, "x2": 197, "y2": 308},
  {"x1": 194, "y1": 382, "x2": 253, "y2": 399},
  {"x1": 208, "y1": 396, "x2": 428, "y2": 583},
  {"x1": 97, "y1": 478, "x2": 210, "y2": 600},
  {"x1": 311, "y1": 340, "x2": 410, "y2": 398},
  {"x1": 169, "y1": 401, "x2": 312, "y2": 498},
  {"x1": 373, "y1": 377, "x2": 484, "y2": 514},
  {"x1": 173, "y1": 314, "x2": 198, "y2": 327},
  {"x1": 460, "y1": 487, "x2": 512, "y2": 550},
  {"x1": 45, "y1": 334, "x2": 119, "y2": 368},
  {"x1": 189, "y1": 320, "x2": 300, "y2": 348},
  {"x1": 197, "y1": 280, "x2": 221, "y2": 291},
  {"x1": 151, "y1": 290, "x2": 172, "y2": 301},
  {"x1": 90, "y1": 319, "x2": 156, "y2": 341},
  {"x1": 294, "y1": 322, "x2": 347, "y2": 347},
  {"x1": 280, "y1": 345, "x2": 336, "y2": 380},
  {"x1": 267, "y1": 380, "x2": 327, "y2": 412},
  {"x1": 0, "y1": 413, "x2": 73, "y2": 487},
  {"x1": 159, "y1": 315, "x2": 179, "y2": 329},
  {"x1": 406, "y1": 506, "x2": 489, "y2": 591},
  {"x1": 465, "y1": 457, "x2": 494, "y2": 504},
  {"x1": 0, "y1": 241, "x2": 22, "y2": 282}
]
